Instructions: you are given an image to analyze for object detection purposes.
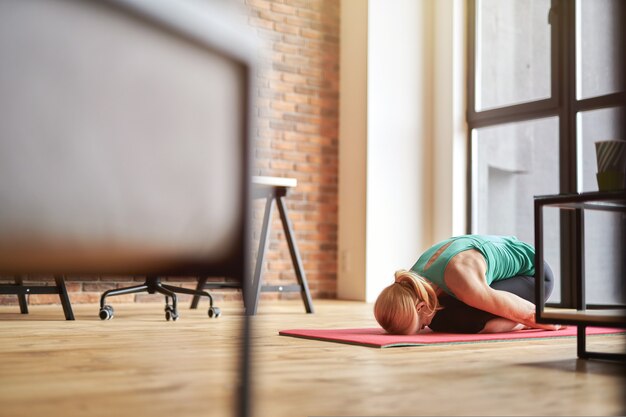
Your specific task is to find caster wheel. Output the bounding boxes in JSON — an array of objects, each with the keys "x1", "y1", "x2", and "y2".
[
  {"x1": 208, "y1": 307, "x2": 221, "y2": 318},
  {"x1": 99, "y1": 305, "x2": 114, "y2": 320},
  {"x1": 165, "y1": 309, "x2": 179, "y2": 321}
]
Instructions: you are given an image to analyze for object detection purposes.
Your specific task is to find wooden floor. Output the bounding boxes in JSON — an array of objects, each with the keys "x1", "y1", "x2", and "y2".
[{"x1": 0, "y1": 299, "x2": 624, "y2": 417}]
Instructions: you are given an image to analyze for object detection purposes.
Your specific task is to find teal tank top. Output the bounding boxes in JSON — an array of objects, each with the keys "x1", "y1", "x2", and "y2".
[{"x1": 410, "y1": 235, "x2": 535, "y2": 297}]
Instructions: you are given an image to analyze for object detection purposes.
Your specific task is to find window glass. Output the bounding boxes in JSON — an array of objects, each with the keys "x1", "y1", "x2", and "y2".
[
  {"x1": 472, "y1": 117, "x2": 561, "y2": 301},
  {"x1": 578, "y1": 107, "x2": 625, "y2": 193},
  {"x1": 583, "y1": 210, "x2": 626, "y2": 306},
  {"x1": 577, "y1": 0, "x2": 624, "y2": 99},
  {"x1": 476, "y1": 0, "x2": 551, "y2": 110},
  {"x1": 578, "y1": 107, "x2": 625, "y2": 305}
]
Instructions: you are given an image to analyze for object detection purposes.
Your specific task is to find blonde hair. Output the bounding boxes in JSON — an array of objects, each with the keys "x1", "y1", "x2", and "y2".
[{"x1": 374, "y1": 270, "x2": 440, "y2": 335}]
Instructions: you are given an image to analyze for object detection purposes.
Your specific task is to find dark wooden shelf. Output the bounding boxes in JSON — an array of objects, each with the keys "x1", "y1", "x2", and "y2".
[{"x1": 534, "y1": 191, "x2": 626, "y2": 360}]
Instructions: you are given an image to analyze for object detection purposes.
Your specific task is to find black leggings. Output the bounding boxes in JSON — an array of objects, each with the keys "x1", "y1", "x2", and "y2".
[{"x1": 428, "y1": 261, "x2": 555, "y2": 334}]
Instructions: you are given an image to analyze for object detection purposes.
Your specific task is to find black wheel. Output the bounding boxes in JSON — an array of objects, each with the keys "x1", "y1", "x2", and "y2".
[
  {"x1": 208, "y1": 307, "x2": 221, "y2": 318},
  {"x1": 99, "y1": 305, "x2": 114, "y2": 320},
  {"x1": 165, "y1": 308, "x2": 179, "y2": 321}
]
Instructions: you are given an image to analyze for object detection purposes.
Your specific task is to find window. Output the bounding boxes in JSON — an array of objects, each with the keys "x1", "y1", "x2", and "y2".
[{"x1": 468, "y1": 0, "x2": 625, "y2": 305}]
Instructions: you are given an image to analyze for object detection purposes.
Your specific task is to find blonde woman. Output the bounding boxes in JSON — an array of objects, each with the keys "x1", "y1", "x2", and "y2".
[{"x1": 374, "y1": 235, "x2": 564, "y2": 334}]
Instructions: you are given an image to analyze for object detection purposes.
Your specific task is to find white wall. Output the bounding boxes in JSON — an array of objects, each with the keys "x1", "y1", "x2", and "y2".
[
  {"x1": 338, "y1": 0, "x2": 368, "y2": 301},
  {"x1": 432, "y1": 0, "x2": 467, "y2": 242},
  {"x1": 365, "y1": 0, "x2": 433, "y2": 302},
  {"x1": 338, "y1": 0, "x2": 466, "y2": 302}
]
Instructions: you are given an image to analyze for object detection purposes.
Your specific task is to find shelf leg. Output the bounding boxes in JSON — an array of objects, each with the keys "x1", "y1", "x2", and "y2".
[{"x1": 577, "y1": 325, "x2": 588, "y2": 359}]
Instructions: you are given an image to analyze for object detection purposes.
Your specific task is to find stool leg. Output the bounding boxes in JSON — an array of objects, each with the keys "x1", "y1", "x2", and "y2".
[
  {"x1": 250, "y1": 195, "x2": 274, "y2": 315},
  {"x1": 190, "y1": 277, "x2": 208, "y2": 309},
  {"x1": 15, "y1": 276, "x2": 29, "y2": 314},
  {"x1": 276, "y1": 195, "x2": 314, "y2": 314},
  {"x1": 54, "y1": 276, "x2": 75, "y2": 320}
]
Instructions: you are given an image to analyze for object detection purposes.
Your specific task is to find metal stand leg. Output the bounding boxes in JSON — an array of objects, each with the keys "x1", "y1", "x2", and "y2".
[
  {"x1": 276, "y1": 195, "x2": 314, "y2": 314},
  {"x1": 100, "y1": 277, "x2": 221, "y2": 321},
  {"x1": 100, "y1": 283, "x2": 149, "y2": 308},
  {"x1": 54, "y1": 276, "x2": 75, "y2": 321},
  {"x1": 157, "y1": 284, "x2": 177, "y2": 309},
  {"x1": 577, "y1": 324, "x2": 626, "y2": 362},
  {"x1": 162, "y1": 283, "x2": 214, "y2": 309}
]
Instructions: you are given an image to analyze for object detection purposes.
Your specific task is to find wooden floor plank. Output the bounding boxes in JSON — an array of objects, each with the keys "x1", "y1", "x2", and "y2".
[{"x1": 0, "y1": 300, "x2": 624, "y2": 417}]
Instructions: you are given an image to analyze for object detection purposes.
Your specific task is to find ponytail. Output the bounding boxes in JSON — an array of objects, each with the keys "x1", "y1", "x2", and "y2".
[{"x1": 393, "y1": 270, "x2": 440, "y2": 316}]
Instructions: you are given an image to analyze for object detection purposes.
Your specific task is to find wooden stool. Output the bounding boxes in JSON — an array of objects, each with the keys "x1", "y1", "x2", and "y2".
[
  {"x1": 0, "y1": 276, "x2": 75, "y2": 320},
  {"x1": 191, "y1": 176, "x2": 314, "y2": 315},
  {"x1": 250, "y1": 176, "x2": 314, "y2": 314}
]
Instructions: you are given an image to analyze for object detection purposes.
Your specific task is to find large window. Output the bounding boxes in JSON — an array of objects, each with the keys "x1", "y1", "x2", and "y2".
[{"x1": 468, "y1": 0, "x2": 625, "y2": 305}]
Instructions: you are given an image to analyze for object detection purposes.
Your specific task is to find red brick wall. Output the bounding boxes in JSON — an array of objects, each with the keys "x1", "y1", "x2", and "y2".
[
  {"x1": 248, "y1": 0, "x2": 339, "y2": 302},
  {"x1": 0, "y1": 0, "x2": 339, "y2": 308}
]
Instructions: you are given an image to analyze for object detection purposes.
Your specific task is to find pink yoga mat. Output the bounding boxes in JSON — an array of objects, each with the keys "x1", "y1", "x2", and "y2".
[{"x1": 279, "y1": 326, "x2": 625, "y2": 348}]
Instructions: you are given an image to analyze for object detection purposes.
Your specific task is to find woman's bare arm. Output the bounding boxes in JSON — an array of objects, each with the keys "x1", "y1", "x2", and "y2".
[
  {"x1": 445, "y1": 252, "x2": 563, "y2": 331},
  {"x1": 463, "y1": 283, "x2": 561, "y2": 330}
]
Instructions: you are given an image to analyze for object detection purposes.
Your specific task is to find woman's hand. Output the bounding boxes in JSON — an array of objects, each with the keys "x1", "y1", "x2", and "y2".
[{"x1": 527, "y1": 314, "x2": 567, "y2": 331}]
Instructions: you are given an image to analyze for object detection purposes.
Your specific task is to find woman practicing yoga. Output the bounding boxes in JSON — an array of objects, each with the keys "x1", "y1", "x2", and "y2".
[{"x1": 374, "y1": 234, "x2": 564, "y2": 334}]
